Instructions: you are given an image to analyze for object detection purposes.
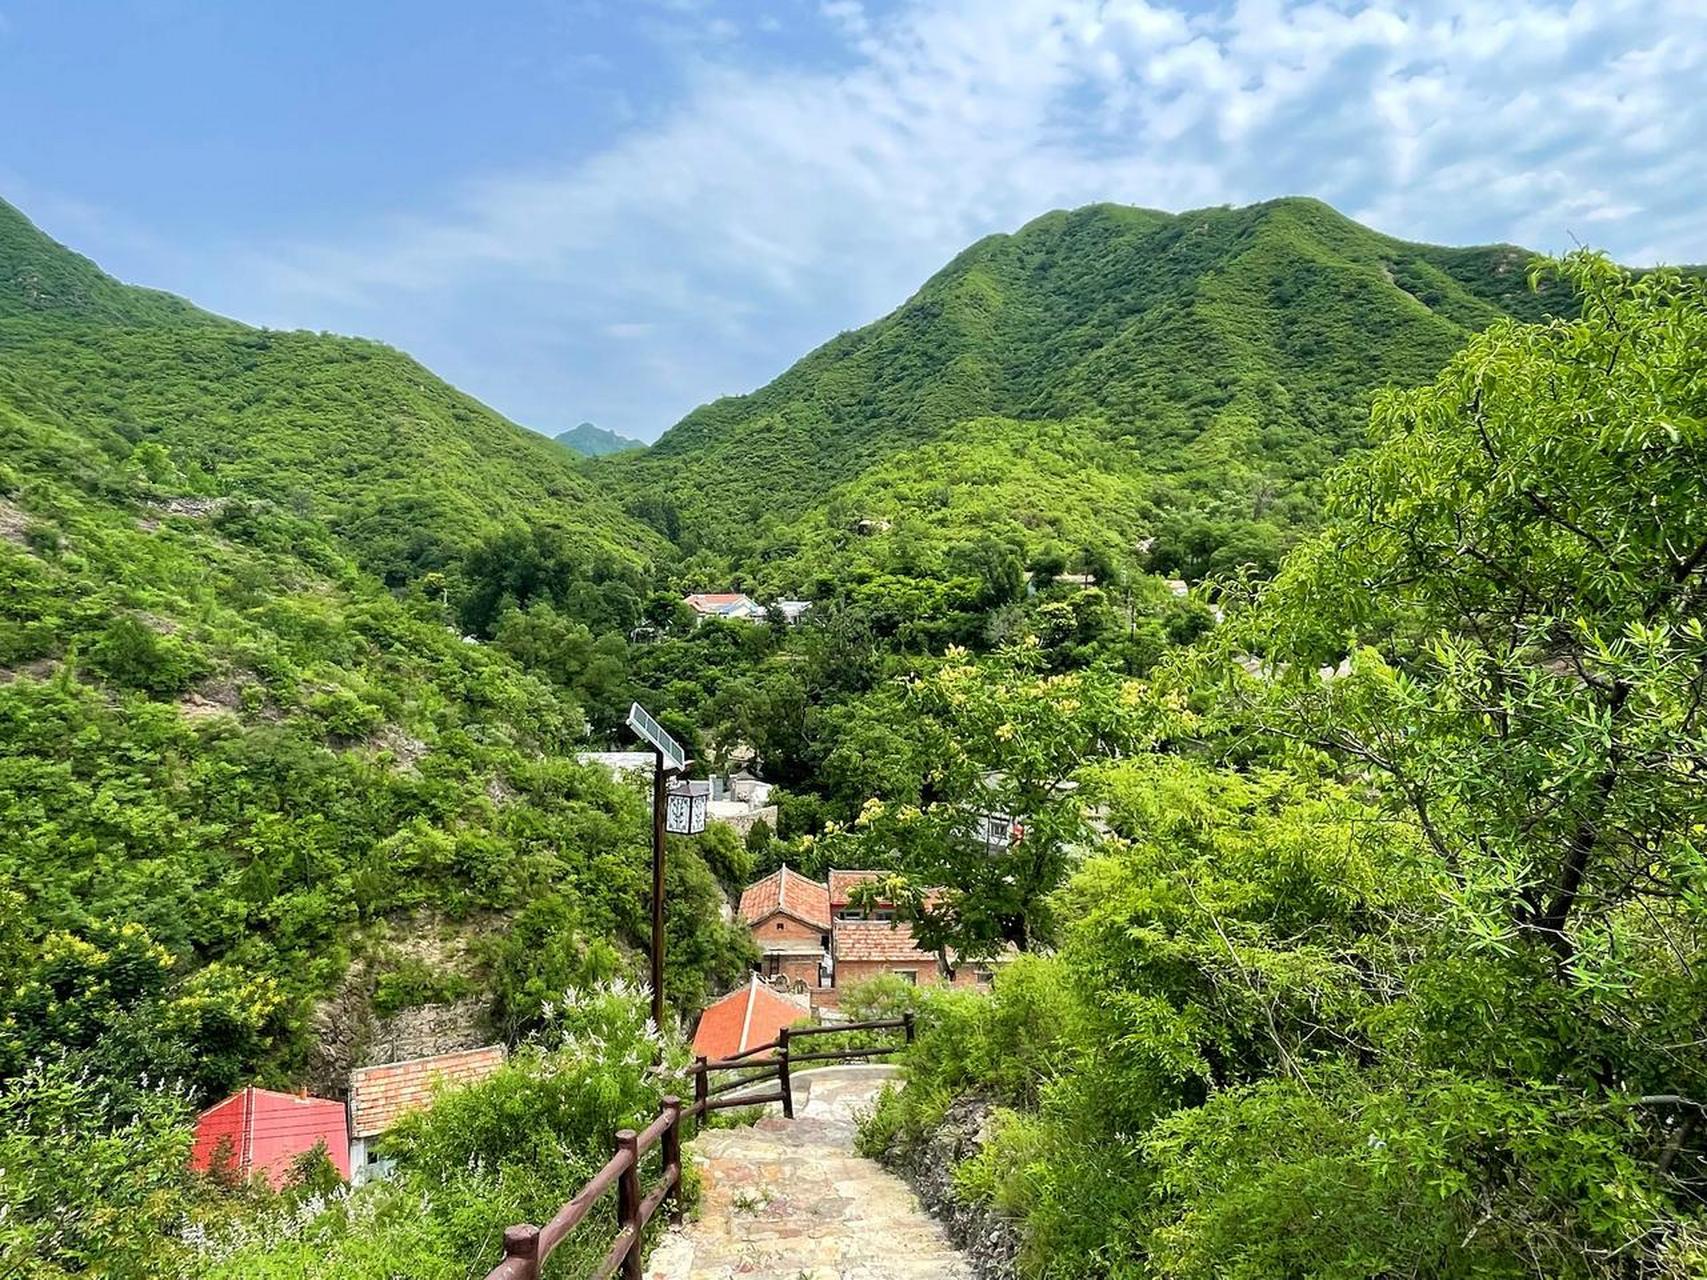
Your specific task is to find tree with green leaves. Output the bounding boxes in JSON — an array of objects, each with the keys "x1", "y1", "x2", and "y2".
[
  {"x1": 1234, "y1": 251, "x2": 1707, "y2": 969},
  {"x1": 823, "y1": 642, "x2": 1149, "y2": 959}
]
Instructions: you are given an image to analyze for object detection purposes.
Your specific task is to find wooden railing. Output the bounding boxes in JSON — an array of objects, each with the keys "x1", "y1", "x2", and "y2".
[{"x1": 482, "y1": 1013, "x2": 914, "y2": 1280}]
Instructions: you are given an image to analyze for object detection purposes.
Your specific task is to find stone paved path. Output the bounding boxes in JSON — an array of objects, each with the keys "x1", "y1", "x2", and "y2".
[{"x1": 645, "y1": 1065, "x2": 972, "y2": 1280}]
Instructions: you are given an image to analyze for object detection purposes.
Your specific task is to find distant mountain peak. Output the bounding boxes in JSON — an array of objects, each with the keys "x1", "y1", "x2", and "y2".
[{"x1": 554, "y1": 422, "x2": 646, "y2": 457}]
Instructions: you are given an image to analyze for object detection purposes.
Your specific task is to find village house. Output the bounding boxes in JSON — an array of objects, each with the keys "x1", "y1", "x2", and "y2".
[
  {"x1": 738, "y1": 865, "x2": 831, "y2": 988},
  {"x1": 579, "y1": 752, "x2": 779, "y2": 838},
  {"x1": 828, "y1": 870, "x2": 990, "y2": 991},
  {"x1": 346, "y1": 1045, "x2": 505, "y2": 1184},
  {"x1": 682, "y1": 592, "x2": 812, "y2": 626},
  {"x1": 707, "y1": 767, "x2": 778, "y2": 837},
  {"x1": 683, "y1": 591, "x2": 766, "y2": 622},
  {"x1": 191, "y1": 1086, "x2": 350, "y2": 1188},
  {"x1": 734, "y1": 867, "x2": 997, "y2": 1007}
]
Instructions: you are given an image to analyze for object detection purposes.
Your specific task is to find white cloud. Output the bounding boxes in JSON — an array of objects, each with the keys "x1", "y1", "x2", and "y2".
[{"x1": 222, "y1": 0, "x2": 1707, "y2": 437}]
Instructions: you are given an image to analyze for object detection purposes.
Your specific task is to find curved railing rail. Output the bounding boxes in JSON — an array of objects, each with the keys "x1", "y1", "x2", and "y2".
[{"x1": 483, "y1": 1012, "x2": 914, "y2": 1280}]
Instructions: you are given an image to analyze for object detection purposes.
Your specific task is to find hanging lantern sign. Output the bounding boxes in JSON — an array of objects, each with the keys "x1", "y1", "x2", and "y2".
[{"x1": 666, "y1": 779, "x2": 711, "y2": 835}]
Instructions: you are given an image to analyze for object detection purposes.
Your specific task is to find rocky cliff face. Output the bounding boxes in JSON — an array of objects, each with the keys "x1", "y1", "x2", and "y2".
[{"x1": 873, "y1": 1093, "x2": 1022, "y2": 1280}]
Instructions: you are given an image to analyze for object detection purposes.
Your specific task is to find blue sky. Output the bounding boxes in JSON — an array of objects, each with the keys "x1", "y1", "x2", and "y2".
[{"x1": 3, "y1": 0, "x2": 1702, "y2": 441}]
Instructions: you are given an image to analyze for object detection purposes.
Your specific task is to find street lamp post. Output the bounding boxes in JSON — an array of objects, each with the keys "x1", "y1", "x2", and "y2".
[
  {"x1": 649, "y1": 745, "x2": 669, "y2": 1034},
  {"x1": 624, "y1": 703, "x2": 707, "y2": 1036}
]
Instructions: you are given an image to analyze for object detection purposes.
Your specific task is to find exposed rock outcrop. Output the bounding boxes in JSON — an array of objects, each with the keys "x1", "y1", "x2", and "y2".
[{"x1": 874, "y1": 1093, "x2": 1021, "y2": 1280}]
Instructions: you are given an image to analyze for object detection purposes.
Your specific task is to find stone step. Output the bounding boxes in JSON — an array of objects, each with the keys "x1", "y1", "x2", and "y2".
[{"x1": 646, "y1": 1066, "x2": 972, "y2": 1280}]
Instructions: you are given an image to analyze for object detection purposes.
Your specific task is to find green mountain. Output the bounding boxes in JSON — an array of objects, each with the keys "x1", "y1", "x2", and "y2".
[
  {"x1": 0, "y1": 198, "x2": 751, "y2": 1103},
  {"x1": 601, "y1": 198, "x2": 1570, "y2": 580},
  {"x1": 0, "y1": 198, "x2": 662, "y2": 588},
  {"x1": 554, "y1": 420, "x2": 646, "y2": 457}
]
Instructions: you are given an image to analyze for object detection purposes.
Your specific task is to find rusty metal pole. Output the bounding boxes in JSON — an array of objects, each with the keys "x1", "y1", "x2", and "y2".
[{"x1": 651, "y1": 748, "x2": 667, "y2": 1037}]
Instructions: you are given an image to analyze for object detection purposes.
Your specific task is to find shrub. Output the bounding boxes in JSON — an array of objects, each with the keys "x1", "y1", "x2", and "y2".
[
  {"x1": 87, "y1": 615, "x2": 208, "y2": 695},
  {"x1": 0, "y1": 1058, "x2": 200, "y2": 1278}
]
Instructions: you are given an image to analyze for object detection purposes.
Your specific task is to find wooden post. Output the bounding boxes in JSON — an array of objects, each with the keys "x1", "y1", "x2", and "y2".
[
  {"x1": 616, "y1": 1129, "x2": 643, "y2": 1280},
  {"x1": 777, "y1": 1027, "x2": 794, "y2": 1120},
  {"x1": 650, "y1": 750, "x2": 668, "y2": 1037},
  {"x1": 693, "y1": 1055, "x2": 708, "y2": 1125},
  {"x1": 661, "y1": 1096, "x2": 684, "y2": 1225},
  {"x1": 501, "y1": 1225, "x2": 541, "y2": 1280},
  {"x1": 903, "y1": 1010, "x2": 916, "y2": 1045}
]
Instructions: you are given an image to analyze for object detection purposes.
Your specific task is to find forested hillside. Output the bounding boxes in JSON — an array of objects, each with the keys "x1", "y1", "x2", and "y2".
[
  {"x1": 857, "y1": 255, "x2": 1707, "y2": 1278},
  {"x1": 5, "y1": 188, "x2": 1689, "y2": 1280},
  {"x1": 0, "y1": 199, "x2": 661, "y2": 588},
  {"x1": 602, "y1": 198, "x2": 1571, "y2": 586},
  {"x1": 0, "y1": 200, "x2": 757, "y2": 1102}
]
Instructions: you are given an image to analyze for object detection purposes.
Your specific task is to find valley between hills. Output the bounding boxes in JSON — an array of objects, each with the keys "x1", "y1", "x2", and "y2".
[{"x1": 3, "y1": 191, "x2": 1705, "y2": 1279}]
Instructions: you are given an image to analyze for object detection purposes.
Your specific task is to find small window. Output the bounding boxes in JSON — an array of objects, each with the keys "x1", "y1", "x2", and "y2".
[
  {"x1": 975, "y1": 969, "x2": 995, "y2": 985},
  {"x1": 776, "y1": 921, "x2": 785, "y2": 930},
  {"x1": 895, "y1": 969, "x2": 918, "y2": 985}
]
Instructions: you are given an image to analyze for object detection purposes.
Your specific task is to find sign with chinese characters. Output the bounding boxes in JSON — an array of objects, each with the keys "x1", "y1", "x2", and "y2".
[{"x1": 666, "y1": 779, "x2": 710, "y2": 834}]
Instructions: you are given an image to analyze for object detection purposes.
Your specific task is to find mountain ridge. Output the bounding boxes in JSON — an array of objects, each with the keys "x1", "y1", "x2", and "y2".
[
  {"x1": 597, "y1": 196, "x2": 1570, "y2": 567},
  {"x1": 0, "y1": 196, "x2": 663, "y2": 586}
]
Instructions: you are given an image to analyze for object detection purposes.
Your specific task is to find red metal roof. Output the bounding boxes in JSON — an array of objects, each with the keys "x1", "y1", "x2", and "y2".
[
  {"x1": 739, "y1": 866, "x2": 831, "y2": 931},
  {"x1": 691, "y1": 976, "x2": 810, "y2": 1061},
  {"x1": 190, "y1": 1087, "x2": 350, "y2": 1188},
  {"x1": 347, "y1": 1046, "x2": 506, "y2": 1139}
]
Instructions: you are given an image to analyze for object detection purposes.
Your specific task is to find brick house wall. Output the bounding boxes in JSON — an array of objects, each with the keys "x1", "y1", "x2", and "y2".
[
  {"x1": 765, "y1": 952, "x2": 823, "y2": 987},
  {"x1": 833, "y1": 958, "x2": 993, "y2": 987},
  {"x1": 835, "y1": 957, "x2": 937, "y2": 988},
  {"x1": 755, "y1": 910, "x2": 829, "y2": 948}
]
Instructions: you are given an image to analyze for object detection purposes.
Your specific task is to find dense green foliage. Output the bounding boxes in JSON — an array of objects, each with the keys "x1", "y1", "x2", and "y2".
[
  {"x1": 860, "y1": 255, "x2": 1707, "y2": 1278},
  {"x1": 199, "y1": 983, "x2": 688, "y2": 1280},
  {"x1": 4, "y1": 184, "x2": 1678, "y2": 1280},
  {"x1": 0, "y1": 198, "x2": 661, "y2": 590},
  {"x1": 0, "y1": 983, "x2": 689, "y2": 1279},
  {"x1": 602, "y1": 198, "x2": 1570, "y2": 593},
  {"x1": 0, "y1": 200, "x2": 754, "y2": 1110}
]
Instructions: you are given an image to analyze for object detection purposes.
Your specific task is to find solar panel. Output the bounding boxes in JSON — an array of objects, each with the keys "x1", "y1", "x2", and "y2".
[{"x1": 625, "y1": 701, "x2": 686, "y2": 772}]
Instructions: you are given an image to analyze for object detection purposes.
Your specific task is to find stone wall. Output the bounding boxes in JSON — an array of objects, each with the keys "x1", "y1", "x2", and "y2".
[{"x1": 364, "y1": 997, "x2": 491, "y2": 1066}]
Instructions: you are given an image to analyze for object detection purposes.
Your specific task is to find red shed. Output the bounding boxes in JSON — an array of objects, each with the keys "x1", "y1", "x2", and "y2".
[{"x1": 190, "y1": 1086, "x2": 351, "y2": 1188}]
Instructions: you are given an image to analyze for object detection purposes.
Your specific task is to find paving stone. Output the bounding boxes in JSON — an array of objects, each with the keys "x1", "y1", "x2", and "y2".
[{"x1": 647, "y1": 1067, "x2": 972, "y2": 1280}]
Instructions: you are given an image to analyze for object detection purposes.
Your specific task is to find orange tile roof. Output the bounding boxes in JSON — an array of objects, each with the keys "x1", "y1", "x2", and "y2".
[
  {"x1": 691, "y1": 976, "x2": 810, "y2": 1062},
  {"x1": 828, "y1": 868, "x2": 887, "y2": 907},
  {"x1": 739, "y1": 866, "x2": 830, "y2": 931},
  {"x1": 833, "y1": 918, "x2": 937, "y2": 963},
  {"x1": 348, "y1": 1046, "x2": 506, "y2": 1138}
]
